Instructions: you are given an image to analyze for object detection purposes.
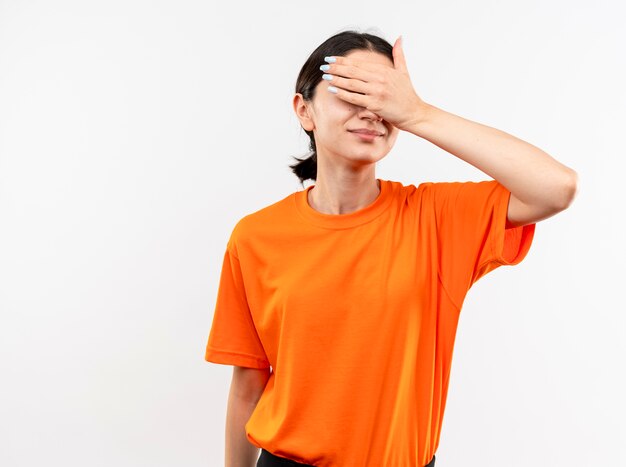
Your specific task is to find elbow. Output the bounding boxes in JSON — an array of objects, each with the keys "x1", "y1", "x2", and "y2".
[{"x1": 555, "y1": 169, "x2": 580, "y2": 211}]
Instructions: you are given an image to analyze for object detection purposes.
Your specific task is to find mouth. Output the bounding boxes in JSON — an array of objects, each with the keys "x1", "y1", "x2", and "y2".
[
  {"x1": 348, "y1": 130, "x2": 382, "y2": 141},
  {"x1": 348, "y1": 129, "x2": 384, "y2": 136}
]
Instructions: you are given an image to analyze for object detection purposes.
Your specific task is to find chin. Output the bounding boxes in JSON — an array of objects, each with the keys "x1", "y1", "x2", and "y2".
[{"x1": 347, "y1": 152, "x2": 388, "y2": 165}]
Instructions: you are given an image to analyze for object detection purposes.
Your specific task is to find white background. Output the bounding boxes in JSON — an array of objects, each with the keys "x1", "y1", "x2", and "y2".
[{"x1": 1, "y1": 0, "x2": 624, "y2": 466}]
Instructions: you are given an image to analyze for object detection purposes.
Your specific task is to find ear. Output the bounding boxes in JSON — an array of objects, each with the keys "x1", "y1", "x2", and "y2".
[{"x1": 293, "y1": 93, "x2": 315, "y2": 131}]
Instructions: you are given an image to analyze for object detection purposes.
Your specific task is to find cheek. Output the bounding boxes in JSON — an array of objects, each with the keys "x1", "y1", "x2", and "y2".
[
  {"x1": 320, "y1": 110, "x2": 352, "y2": 133},
  {"x1": 319, "y1": 93, "x2": 353, "y2": 113},
  {"x1": 387, "y1": 130, "x2": 399, "y2": 145}
]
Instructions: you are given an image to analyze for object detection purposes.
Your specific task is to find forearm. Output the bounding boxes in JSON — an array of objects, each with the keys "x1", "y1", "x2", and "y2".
[
  {"x1": 225, "y1": 392, "x2": 260, "y2": 467},
  {"x1": 408, "y1": 102, "x2": 578, "y2": 208}
]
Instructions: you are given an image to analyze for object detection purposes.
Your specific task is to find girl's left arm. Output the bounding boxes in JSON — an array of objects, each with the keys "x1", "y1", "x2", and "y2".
[{"x1": 407, "y1": 103, "x2": 579, "y2": 228}]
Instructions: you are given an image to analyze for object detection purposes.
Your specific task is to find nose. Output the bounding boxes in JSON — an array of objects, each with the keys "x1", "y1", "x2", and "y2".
[{"x1": 357, "y1": 106, "x2": 383, "y2": 121}]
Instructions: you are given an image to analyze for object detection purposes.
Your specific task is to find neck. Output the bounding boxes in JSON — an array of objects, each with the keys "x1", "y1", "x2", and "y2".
[{"x1": 308, "y1": 177, "x2": 381, "y2": 215}]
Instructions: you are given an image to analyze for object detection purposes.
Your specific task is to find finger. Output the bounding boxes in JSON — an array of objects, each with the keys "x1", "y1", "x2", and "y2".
[
  {"x1": 325, "y1": 81, "x2": 368, "y2": 107},
  {"x1": 322, "y1": 73, "x2": 369, "y2": 95},
  {"x1": 325, "y1": 54, "x2": 384, "y2": 73},
  {"x1": 392, "y1": 36, "x2": 408, "y2": 73},
  {"x1": 322, "y1": 58, "x2": 380, "y2": 83}
]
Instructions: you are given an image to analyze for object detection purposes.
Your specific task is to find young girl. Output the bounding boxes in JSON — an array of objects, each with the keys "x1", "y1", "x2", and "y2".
[{"x1": 205, "y1": 30, "x2": 578, "y2": 467}]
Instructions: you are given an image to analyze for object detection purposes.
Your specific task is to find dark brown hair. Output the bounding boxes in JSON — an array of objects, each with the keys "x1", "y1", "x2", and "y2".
[{"x1": 288, "y1": 30, "x2": 393, "y2": 186}]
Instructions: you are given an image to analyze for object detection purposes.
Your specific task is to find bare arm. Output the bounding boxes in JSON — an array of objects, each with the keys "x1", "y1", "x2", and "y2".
[
  {"x1": 407, "y1": 102, "x2": 579, "y2": 227},
  {"x1": 225, "y1": 366, "x2": 271, "y2": 467}
]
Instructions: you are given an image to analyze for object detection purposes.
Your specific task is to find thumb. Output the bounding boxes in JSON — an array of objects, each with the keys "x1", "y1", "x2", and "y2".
[{"x1": 392, "y1": 35, "x2": 408, "y2": 73}]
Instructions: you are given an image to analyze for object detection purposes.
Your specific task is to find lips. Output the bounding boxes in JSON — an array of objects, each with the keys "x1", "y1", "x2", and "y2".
[{"x1": 349, "y1": 128, "x2": 384, "y2": 136}]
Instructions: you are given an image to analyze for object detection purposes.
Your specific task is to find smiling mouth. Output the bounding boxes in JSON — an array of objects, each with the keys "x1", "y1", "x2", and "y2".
[
  {"x1": 349, "y1": 131, "x2": 382, "y2": 141},
  {"x1": 348, "y1": 130, "x2": 384, "y2": 136}
]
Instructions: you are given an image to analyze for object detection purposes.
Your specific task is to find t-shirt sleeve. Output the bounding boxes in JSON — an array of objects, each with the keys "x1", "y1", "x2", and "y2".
[
  {"x1": 204, "y1": 243, "x2": 270, "y2": 369},
  {"x1": 430, "y1": 179, "x2": 536, "y2": 310}
]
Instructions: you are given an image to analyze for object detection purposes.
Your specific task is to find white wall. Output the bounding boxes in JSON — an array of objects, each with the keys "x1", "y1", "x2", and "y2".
[{"x1": 0, "y1": 0, "x2": 623, "y2": 465}]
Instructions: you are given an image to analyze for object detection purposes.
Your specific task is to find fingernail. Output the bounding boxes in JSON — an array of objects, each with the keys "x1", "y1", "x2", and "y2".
[
  {"x1": 322, "y1": 74, "x2": 333, "y2": 81},
  {"x1": 320, "y1": 64, "x2": 330, "y2": 71},
  {"x1": 327, "y1": 86, "x2": 337, "y2": 94},
  {"x1": 324, "y1": 56, "x2": 336, "y2": 63}
]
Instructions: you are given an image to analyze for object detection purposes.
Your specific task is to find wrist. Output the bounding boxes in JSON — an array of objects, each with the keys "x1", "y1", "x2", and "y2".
[{"x1": 406, "y1": 102, "x2": 435, "y2": 136}]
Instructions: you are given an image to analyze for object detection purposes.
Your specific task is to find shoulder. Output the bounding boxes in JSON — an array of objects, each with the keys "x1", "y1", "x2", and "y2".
[
  {"x1": 408, "y1": 178, "x2": 502, "y2": 199},
  {"x1": 386, "y1": 179, "x2": 504, "y2": 215},
  {"x1": 227, "y1": 190, "x2": 296, "y2": 252},
  {"x1": 385, "y1": 178, "x2": 447, "y2": 202}
]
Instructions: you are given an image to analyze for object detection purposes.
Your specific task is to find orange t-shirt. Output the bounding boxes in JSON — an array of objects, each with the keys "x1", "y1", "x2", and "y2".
[{"x1": 205, "y1": 178, "x2": 535, "y2": 467}]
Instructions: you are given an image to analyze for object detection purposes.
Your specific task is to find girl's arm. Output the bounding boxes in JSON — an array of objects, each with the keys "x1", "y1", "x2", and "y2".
[
  {"x1": 407, "y1": 102, "x2": 579, "y2": 227},
  {"x1": 225, "y1": 366, "x2": 271, "y2": 467}
]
